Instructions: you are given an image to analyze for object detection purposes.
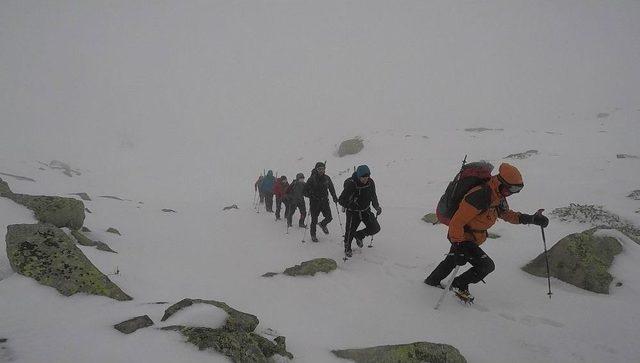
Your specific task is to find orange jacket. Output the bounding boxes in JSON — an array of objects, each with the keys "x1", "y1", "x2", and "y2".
[{"x1": 448, "y1": 176, "x2": 521, "y2": 245}]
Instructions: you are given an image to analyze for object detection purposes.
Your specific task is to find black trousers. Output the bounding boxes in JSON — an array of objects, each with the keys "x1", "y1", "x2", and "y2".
[
  {"x1": 264, "y1": 192, "x2": 274, "y2": 212},
  {"x1": 344, "y1": 209, "x2": 380, "y2": 251},
  {"x1": 426, "y1": 242, "x2": 495, "y2": 289},
  {"x1": 309, "y1": 199, "x2": 332, "y2": 236},
  {"x1": 287, "y1": 200, "x2": 306, "y2": 226},
  {"x1": 275, "y1": 197, "x2": 288, "y2": 219}
]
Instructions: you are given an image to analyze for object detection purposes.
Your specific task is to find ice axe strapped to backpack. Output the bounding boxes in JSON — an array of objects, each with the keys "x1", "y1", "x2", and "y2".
[{"x1": 436, "y1": 157, "x2": 494, "y2": 225}]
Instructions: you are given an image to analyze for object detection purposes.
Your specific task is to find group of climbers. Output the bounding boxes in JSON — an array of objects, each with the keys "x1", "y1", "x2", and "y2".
[
  {"x1": 254, "y1": 162, "x2": 382, "y2": 257},
  {"x1": 256, "y1": 160, "x2": 549, "y2": 302}
]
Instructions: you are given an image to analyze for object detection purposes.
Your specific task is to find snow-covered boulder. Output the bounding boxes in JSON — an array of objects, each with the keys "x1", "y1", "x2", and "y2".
[
  {"x1": 161, "y1": 298, "x2": 293, "y2": 362},
  {"x1": 338, "y1": 137, "x2": 364, "y2": 157},
  {"x1": 5, "y1": 223, "x2": 131, "y2": 300},
  {"x1": 283, "y1": 258, "x2": 337, "y2": 276},
  {"x1": 522, "y1": 228, "x2": 622, "y2": 294},
  {"x1": 332, "y1": 342, "x2": 467, "y2": 363}
]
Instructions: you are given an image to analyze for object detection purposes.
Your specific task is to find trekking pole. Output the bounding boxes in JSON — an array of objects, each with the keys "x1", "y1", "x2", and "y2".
[
  {"x1": 367, "y1": 214, "x2": 378, "y2": 248},
  {"x1": 335, "y1": 202, "x2": 343, "y2": 229},
  {"x1": 434, "y1": 265, "x2": 460, "y2": 310},
  {"x1": 536, "y1": 209, "x2": 552, "y2": 298},
  {"x1": 301, "y1": 223, "x2": 307, "y2": 243}
]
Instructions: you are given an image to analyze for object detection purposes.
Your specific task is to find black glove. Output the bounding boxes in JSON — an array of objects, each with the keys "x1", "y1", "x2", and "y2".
[
  {"x1": 375, "y1": 206, "x2": 382, "y2": 216},
  {"x1": 520, "y1": 212, "x2": 549, "y2": 228},
  {"x1": 333, "y1": 197, "x2": 339, "y2": 204},
  {"x1": 450, "y1": 243, "x2": 467, "y2": 266}
]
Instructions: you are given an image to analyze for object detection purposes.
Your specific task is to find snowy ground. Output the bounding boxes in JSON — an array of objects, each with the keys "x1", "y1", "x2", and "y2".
[{"x1": 1, "y1": 1, "x2": 640, "y2": 362}]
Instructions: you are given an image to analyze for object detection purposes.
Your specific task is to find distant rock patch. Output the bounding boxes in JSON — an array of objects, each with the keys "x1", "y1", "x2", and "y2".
[
  {"x1": 505, "y1": 150, "x2": 538, "y2": 159},
  {"x1": 222, "y1": 204, "x2": 238, "y2": 211},
  {"x1": 162, "y1": 208, "x2": 177, "y2": 213},
  {"x1": 106, "y1": 227, "x2": 121, "y2": 235},
  {"x1": 262, "y1": 272, "x2": 279, "y2": 277},
  {"x1": 422, "y1": 213, "x2": 439, "y2": 225},
  {"x1": 84, "y1": 208, "x2": 92, "y2": 214},
  {"x1": 99, "y1": 195, "x2": 130, "y2": 201},
  {"x1": 597, "y1": 112, "x2": 610, "y2": 119},
  {"x1": 283, "y1": 258, "x2": 337, "y2": 276},
  {"x1": 338, "y1": 137, "x2": 364, "y2": 157},
  {"x1": 627, "y1": 190, "x2": 640, "y2": 200},
  {"x1": 522, "y1": 228, "x2": 622, "y2": 294},
  {"x1": 332, "y1": 342, "x2": 467, "y2": 363},
  {"x1": 5, "y1": 223, "x2": 131, "y2": 300},
  {"x1": 487, "y1": 232, "x2": 501, "y2": 239},
  {"x1": 616, "y1": 154, "x2": 638, "y2": 159},
  {"x1": 552, "y1": 203, "x2": 640, "y2": 244},
  {"x1": 464, "y1": 127, "x2": 503, "y2": 133},
  {"x1": 70, "y1": 193, "x2": 91, "y2": 201},
  {"x1": 43, "y1": 160, "x2": 81, "y2": 177},
  {"x1": 81, "y1": 226, "x2": 91, "y2": 232},
  {"x1": 0, "y1": 172, "x2": 36, "y2": 182},
  {"x1": 161, "y1": 298, "x2": 292, "y2": 362},
  {"x1": 70, "y1": 230, "x2": 116, "y2": 253},
  {"x1": 114, "y1": 315, "x2": 154, "y2": 334},
  {"x1": 0, "y1": 178, "x2": 11, "y2": 196}
]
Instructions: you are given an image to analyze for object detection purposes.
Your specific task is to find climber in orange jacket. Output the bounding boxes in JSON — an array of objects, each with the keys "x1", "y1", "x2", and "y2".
[{"x1": 425, "y1": 163, "x2": 549, "y2": 301}]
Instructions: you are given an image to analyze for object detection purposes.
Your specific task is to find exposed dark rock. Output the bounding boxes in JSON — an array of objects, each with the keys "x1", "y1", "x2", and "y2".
[
  {"x1": 261, "y1": 272, "x2": 279, "y2": 278},
  {"x1": 552, "y1": 203, "x2": 640, "y2": 244},
  {"x1": 0, "y1": 172, "x2": 36, "y2": 182},
  {"x1": 99, "y1": 195, "x2": 129, "y2": 201},
  {"x1": 106, "y1": 227, "x2": 121, "y2": 235},
  {"x1": 114, "y1": 315, "x2": 154, "y2": 334},
  {"x1": 421, "y1": 213, "x2": 439, "y2": 225},
  {"x1": 505, "y1": 150, "x2": 538, "y2": 159},
  {"x1": 48, "y1": 160, "x2": 81, "y2": 177},
  {"x1": 522, "y1": 228, "x2": 622, "y2": 294},
  {"x1": 464, "y1": 127, "x2": 503, "y2": 133},
  {"x1": 597, "y1": 112, "x2": 610, "y2": 119},
  {"x1": 616, "y1": 154, "x2": 638, "y2": 159},
  {"x1": 0, "y1": 338, "x2": 6, "y2": 343},
  {"x1": 627, "y1": 190, "x2": 640, "y2": 200},
  {"x1": 487, "y1": 232, "x2": 501, "y2": 239},
  {"x1": 332, "y1": 342, "x2": 467, "y2": 363},
  {"x1": 222, "y1": 204, "x2": 238, "y2": 211},
  {"x1": 338, "y1": 137, "x2": 364, "y2": 157},
  {"x1": 5, "y1": 223, "x2": 131, "y2": 300},
  {"x1": 0, "y1": 178, "x2": 11, "y2": 196},
  {"x1": 85, "y1": 208, "x2": 92, "y2": 214},
  {"x1": 70, "y1": 193, "x2": 91, "y2": 201},
  {"x1": 81, "y1": 226, "x2": 91, "y2": 232},
  {"x1": 283, "y1": 258, "x2": 337, "y2": 276},
  {"x1": 95, "y1": 241, "x2": 117, "y2": 253},
  {"x1": 70, "y1": 230, "x2": 117, "y2": 253},
  {"x1": 162, "y1": 208, "x2": 177, "y2": 213}
]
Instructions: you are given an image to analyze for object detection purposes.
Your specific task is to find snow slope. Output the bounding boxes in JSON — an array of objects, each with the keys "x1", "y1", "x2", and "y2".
[{"x1": 1, "y1": 1, "x2": 640, "y2": 362}]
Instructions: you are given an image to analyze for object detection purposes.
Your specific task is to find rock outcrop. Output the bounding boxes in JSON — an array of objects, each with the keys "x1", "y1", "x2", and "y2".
[
  {"x1": 338, "y1": 137, "x2": 364, "y2": 157},
  {"x1": 5, "y1": 223, "x2": 131, "y2": 300},
  {"x1": 283, "y1": 258, "x2": 337, "y2": 276},
  {"x1": 332, "y1": 342, "x2": 467, "y2": 363},
  {"x1": 552, "y1": 203, "x2": 640, "y2": 244},
  {"x1": 522, "y1": 228, "x2": 622, "y2": 294},
  {"x1": 114, "y1": 315, "x2": 154, "y2": 334}
]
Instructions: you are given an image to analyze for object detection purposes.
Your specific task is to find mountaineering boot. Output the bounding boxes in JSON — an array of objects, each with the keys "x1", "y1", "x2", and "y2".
[
  {"x1": 345, "y1": 248, "x2": 353, "y2": 258},
  {"x1": 424, "y1": 278, "x2": 445, "y2": 289},
  {"x1": 320, "y1": 223, "x2": 329, "y2": 235},
  {"x1": 355, "y1": 236, "x2": 364, "y2": 248},
  {"x1": 450, "y1": 278, "x2": 474, "y2": 303},
  {"x1": 311, "y1": 235, "x2": 319, "y2": 242},
  {"x1": 299, "y1": 222, "x2": 307, "y2": 228}
]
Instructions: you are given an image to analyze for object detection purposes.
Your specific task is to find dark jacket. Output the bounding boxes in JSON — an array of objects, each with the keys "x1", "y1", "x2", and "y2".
[
  {"x1": 285, "y1": 180, "x2": 306, "y2": 203},
  {"x1": 338, "y1": 173, "x2": 379, "y2": 211},
  {"x1": 304, "y1": 171, "x2": 338, "y2": 201}
]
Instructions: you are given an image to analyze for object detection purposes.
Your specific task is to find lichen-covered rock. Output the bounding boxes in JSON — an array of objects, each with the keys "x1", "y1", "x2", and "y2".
[
  {"x1": 505, "y1": 150, "x2": 538, "y2": 159},
  {"x1": 6, "y1": 194, "x2": 85, "y2": 230},
  {"x1": 338, "y1": 137, "x2": 364, "y2": 157},
  {"x1": 0, "y1": 178, "x2": 11, "y2": 196},
  {"x1": 283, "y1": 258, "x2": 337, "y2": 276},
  {"x1": 552, "y1": 203, "x2": 640, "y2": 244},
  {"x1": 106, "y1": 227, "x2": 121, "y2": 235},
  {"x1": 487, "y1": 232, "x2": 501, "y2": 239},
  {"x1": 627, "y1": 190, "x2": 640, "y2": 200},
  {"x1": 161, "y1": 326, "x2": 293, "y2": 362},
  {"x1": 161, "y1": 298, "x2": 259, "y2": 333},
  {"x1": 5, "y1": 223, "x2": 131, "y2": 300},
  {"x1": 332, "y1": 342, "x2": 467, "y2": 363},
  {"x1": 422, "y1": 213, "x2": 439, "y2": 224},
  {"x1": 522, "y1": 229, "x2": 622, "y2": 294},
  {"x1": 114, "y1": 315, "x2": 154, "y2": 334}
]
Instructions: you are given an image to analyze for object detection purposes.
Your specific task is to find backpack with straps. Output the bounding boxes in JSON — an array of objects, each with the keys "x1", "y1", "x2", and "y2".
[{"x1": 436, "y1": 161, "x2": 494, "y2": 225}]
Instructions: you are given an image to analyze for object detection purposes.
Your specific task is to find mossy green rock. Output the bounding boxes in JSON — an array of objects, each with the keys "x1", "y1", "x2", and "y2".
[
  {"x1": 161, "y1": 298, "x2": 259, "y2": 333},
  {"x1": 338, "y1": 138, "x2": 364, "y2": 157},
  {"x1": 283, "y1": 258, "x2": 337, "y2": 276},
  {"x1": 552, "y1": 203, "x2": 640, "y2": 244},
  {"x1": 332, "y1": 342, "x2": 467, "y2": 363},
  {"x1": 0, "y1": 178, "x2": 11, "y2": 196},
  {"x1": 5, "y1": 223, "x2": 131, "y2": 300},
  {"x1": 422, "y1": 213, "x2": 439, "y2": 224},
  {"x1": 7, "y1": 194, "x2": 85, "y2": 230},
  {"x1": 522, "y1": 229, "x2": 622, "y2": 294},
  {"x1": 161, "y1": 326, "x2": 293, "y2": 362}
]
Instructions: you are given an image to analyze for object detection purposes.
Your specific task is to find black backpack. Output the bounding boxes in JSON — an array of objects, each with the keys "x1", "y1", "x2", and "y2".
[{"x1": 436, "y1": 161, "x2": 494, "y2": 225}]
